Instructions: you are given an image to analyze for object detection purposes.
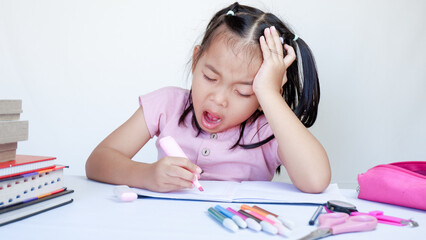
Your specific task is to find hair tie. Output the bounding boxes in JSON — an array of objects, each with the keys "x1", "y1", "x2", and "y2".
[
  {"x1": 226, "y1": 10, "x2": 235, "y2": 16},
  {"x1": 293, "y1": 34, "x2": 299, "y2": 41}
]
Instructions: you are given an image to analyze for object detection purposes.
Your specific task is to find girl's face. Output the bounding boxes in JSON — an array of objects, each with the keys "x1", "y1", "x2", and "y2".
[{"x1": 191, "y1": 35, "x2": 262, "y2": 133}]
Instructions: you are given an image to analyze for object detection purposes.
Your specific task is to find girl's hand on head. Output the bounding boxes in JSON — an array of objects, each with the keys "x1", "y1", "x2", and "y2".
[
  {"x1": 146, "y1": 156, "x2": 201, "y2": 192},
  {"x1": 282, "y1": 44, "x2": 296, "y2": 86},
  {"x1": 253, "y1": 26, "x2": 296, "y2": 96}
]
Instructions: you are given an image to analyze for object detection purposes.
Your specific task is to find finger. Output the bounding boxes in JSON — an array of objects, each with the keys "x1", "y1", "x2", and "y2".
[
  {"x1": 168, "y1": 157, "x2": 201, "y2": 181},
  {"x1": 264, "y1": 27, "x2": 283, "y2": 60},
  {"x1": 169, "y1": 156, "x2": 201, "y2": 173},
  {"x1": 166, "y1": 160, "x2": 194, "y2": 181},
  {"x1": 263, "y1": 27, "x2": 275, "y2": 52},
  {"x1": 178, "y1": 157, "x2": 202, "y2": 175},
  {"x1": 167, "y1": 165, "x2": 196, "y2": 182},
  {"x1": 283, "y1": 44, "x2": 296, "y2": 67},
  {"x1": 259, "y1": 35, "x2": 271, "y2": 59},
  {"x1": 270, "y1": 26, "x2": 284, "y2": 56}
]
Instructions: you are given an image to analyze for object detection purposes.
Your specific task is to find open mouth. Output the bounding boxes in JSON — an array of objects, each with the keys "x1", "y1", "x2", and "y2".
[
  {"x1": 201, "y1": 111, "x2": 222, "y2": 130},
  {"x1": 205, "y1": 112, "x2": 221, "y2": 123}
]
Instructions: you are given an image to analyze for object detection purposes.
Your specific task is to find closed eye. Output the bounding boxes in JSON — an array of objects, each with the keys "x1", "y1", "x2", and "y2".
[
  {"x1": 203, "y1": 74, "x2": 216, "y2": 82},
  {"x1": 236, "y1": 90, "x2": 252, "y2": 98}
]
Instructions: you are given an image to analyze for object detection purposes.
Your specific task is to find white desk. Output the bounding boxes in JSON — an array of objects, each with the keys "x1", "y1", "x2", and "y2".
[{"x1": 0, "y1": 175, "x2": 424, "y2": 239}]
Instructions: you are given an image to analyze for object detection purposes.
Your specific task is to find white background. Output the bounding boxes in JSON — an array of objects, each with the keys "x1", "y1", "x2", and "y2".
[{"x1": 1, "y1": 0, "x2": 425, "y2": 188}]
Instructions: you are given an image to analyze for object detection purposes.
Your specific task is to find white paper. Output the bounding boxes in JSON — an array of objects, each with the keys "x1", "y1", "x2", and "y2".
[{"x1": 131, "y1": 181, "x2": 347, "y2": 204}]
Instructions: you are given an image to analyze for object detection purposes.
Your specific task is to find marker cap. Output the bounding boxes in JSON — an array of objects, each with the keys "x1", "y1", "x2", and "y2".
[
  {"x1": 223, "y1": 218, "x2": 239, "y2": 232},
  {"x1": 279, "y1": 216, "x2": 295, "y2": 229},
  {"x1": 246, "y1": 218, "x2": 261, "y2": 232},
  {"x1": 275, "y1": 223, "x2": 292, "y2": 237},
  {"x1": 232, "y1": 215, "x2": 247, "y2": 228},
  {"x1": 113, "y1": 185, "x2": 138, "y2": 202},
  {"x1": 260, "y1": 221, "x2": 278, "y2": 235}
]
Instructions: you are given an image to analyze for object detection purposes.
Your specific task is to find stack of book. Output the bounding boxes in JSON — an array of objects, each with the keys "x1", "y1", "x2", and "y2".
[
  {"x1": 0, "y1": 100, "x2": 28, "y2": 162},
  {"x1": 0, "y1": 100, "x2": 73, "y2": 226}
]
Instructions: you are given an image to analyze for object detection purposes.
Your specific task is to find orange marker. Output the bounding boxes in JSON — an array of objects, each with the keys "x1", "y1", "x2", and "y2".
[
  {"x1": 241, "y1": 205, "x2": 295, "y2": 230},
  {"x1": 253, "y1": 205, "x2": 295, "y2": 230}
]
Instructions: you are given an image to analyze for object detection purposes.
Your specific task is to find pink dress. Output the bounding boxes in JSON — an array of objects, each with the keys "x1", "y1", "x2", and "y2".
[{"x1": 139, "y1": 87, "x2": 281, "y2": 181}]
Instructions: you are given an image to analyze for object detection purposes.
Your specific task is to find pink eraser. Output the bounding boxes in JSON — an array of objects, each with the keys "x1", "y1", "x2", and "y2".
[{"x1": 113, "y1": 185, "x2": 138, "y2": 202}]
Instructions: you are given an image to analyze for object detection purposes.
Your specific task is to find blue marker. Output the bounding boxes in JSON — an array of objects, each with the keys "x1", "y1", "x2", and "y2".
[
  {"x1": 309, "y1": 205, "x2": 323, "y2": 225},
  {"x1": 208, "y1": 207, "x2": 239, "y2": 232},
  {"x1": 215, "y1": 205, "x2": 247, "y2": 228}
]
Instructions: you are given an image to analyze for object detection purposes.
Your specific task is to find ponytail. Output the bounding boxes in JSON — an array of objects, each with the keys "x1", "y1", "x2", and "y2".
[{"x1": 284, "y1": 37, "x2": 320, "y2": 128}]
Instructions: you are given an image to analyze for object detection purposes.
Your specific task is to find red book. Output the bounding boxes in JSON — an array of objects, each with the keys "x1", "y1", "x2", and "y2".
[{"x1": 0, "y1": 155, "x2": 56, "y2": 179}]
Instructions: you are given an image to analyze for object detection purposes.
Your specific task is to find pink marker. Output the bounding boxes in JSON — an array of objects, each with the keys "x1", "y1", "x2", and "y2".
[
  {"x1": 227, "y1": 207, "x2": 261, "y2": 232},
  {"x1": 246, "y1": 210, "x2": 291, "y2": 237},
  {"x1": 159, "y1": 136, "x2": 204, "y2": 191}
]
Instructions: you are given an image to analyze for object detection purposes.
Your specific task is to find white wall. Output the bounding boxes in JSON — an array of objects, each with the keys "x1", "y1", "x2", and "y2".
[{"x1": 1, "y1": 0, "x2": 425, "y2": 188}]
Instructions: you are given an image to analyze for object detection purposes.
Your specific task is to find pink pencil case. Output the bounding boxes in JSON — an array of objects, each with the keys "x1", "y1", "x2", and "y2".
[{"x1": 357, "y1": 161, "x2": 426, "y2": 211}]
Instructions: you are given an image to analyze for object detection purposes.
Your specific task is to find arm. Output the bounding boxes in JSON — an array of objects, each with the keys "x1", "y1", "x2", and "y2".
[
  {"x1": 85, "y1": 107, "x2": 201, "y2": 192},
  {"x1": 253, "y1": 27, "x2": 331, "y2": 193}
]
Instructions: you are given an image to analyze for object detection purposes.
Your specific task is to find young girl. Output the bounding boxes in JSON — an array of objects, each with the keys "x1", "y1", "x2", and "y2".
[{"x1": 86, "y1": 2, "x2": 331, "y2": 193}]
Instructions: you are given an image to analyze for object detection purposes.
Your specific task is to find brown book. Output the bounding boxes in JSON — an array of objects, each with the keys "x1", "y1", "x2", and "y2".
[
  {"x1": 0, "y1": 142, "x2": 18, "y2": 162},
  {"x1": 0, "y1": 100, "x2": 22, "y2": 120},
  {"x1": 0, "y1": 142, "x2": 17, "y2": 151},
  {"x1": 0, "y1": 114, "x2": 20, "y2": 121},
  {"x1": 0, "y1": 100, "x2": 22, "y2": 113},
  {"x1": 0, "y1": 121, "x2": 29, "y2": 144},
  {"x1": 0, "y1": 149, "x2": 16, "y2": 162}
]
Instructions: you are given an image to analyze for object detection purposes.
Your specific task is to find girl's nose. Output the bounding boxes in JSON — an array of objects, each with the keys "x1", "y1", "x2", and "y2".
[{"x1": 211, "y1": 88, "x2": 228, "y2": 107}]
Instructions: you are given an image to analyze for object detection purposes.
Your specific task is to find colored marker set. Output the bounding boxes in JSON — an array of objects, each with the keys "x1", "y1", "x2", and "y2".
[{"x1": 207, "y1": 204, "x2": 295, "y2": 236}]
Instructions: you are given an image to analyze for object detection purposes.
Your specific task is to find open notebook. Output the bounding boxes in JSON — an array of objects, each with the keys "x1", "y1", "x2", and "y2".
[{"x1": 132, "y1": 181, "x2": 347, "y2": 204}]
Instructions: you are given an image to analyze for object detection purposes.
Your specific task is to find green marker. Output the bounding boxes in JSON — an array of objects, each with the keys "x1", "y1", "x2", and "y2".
[{"x1": 208, "y1": 207, "x2": 239, "y2": 232}]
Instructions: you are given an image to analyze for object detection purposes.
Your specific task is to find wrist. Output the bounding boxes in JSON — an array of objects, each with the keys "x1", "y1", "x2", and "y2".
[
  {"x1": 127, "y1": 161, "x2": 152, "y2": 189},
  {"x1": 256, "y1": 89, "x2": 284, "y2": 107},
  {"x1": 254, "y1": 83, "x2": 283, "y2": 100}
]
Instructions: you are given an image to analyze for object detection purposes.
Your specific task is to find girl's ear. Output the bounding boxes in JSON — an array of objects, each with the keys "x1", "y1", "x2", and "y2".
[{"x1": 192, "y1": 45, "x2": 201, "y2": 73}]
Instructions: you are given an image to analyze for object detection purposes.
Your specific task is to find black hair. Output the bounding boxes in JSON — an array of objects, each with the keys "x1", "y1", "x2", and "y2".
[{"x1": 179, "y1": 2, "x2": 320, "y2": 150}]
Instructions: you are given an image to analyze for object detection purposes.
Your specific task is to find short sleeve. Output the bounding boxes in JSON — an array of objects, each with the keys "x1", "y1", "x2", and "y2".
[{"x1": 138, "y1": 87, "x2": 189, "y2": 138}]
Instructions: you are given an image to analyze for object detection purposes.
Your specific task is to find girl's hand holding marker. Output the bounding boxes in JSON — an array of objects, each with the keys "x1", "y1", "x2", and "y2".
[{"x1": 159, "y1": 136, "x2": 204, "y2": 192}]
